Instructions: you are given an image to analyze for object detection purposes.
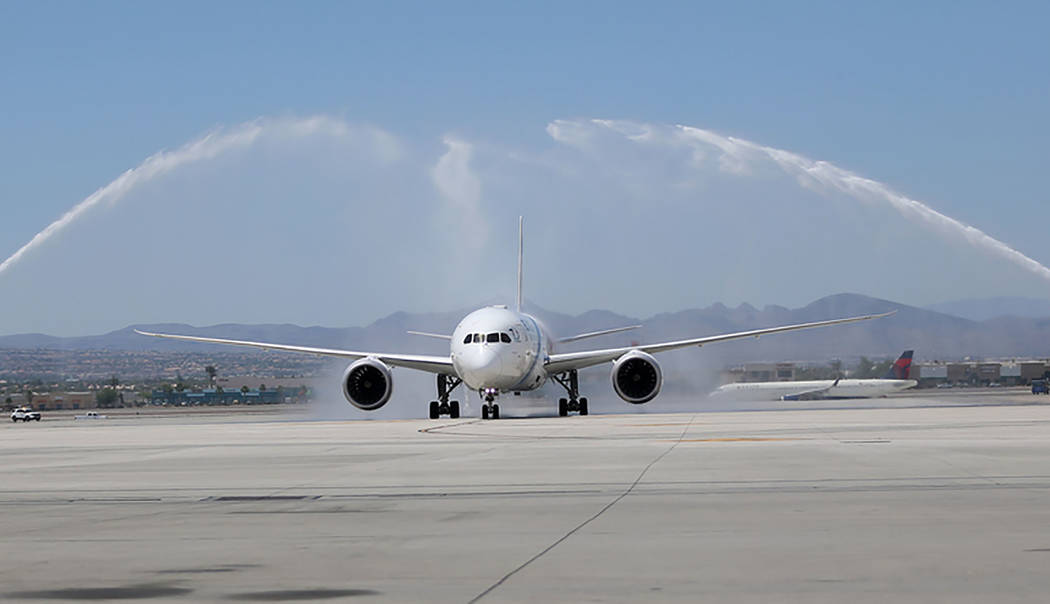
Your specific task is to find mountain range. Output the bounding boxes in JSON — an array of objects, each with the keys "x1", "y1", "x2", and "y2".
[{"x1": 3, "y1": 293, "x2": 1050, "y2": 363}]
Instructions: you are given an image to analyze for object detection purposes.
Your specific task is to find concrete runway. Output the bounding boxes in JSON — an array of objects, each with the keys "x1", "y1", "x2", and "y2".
[{"x1": 3, "y1": 396, "x2": 1050, "y2": 602}]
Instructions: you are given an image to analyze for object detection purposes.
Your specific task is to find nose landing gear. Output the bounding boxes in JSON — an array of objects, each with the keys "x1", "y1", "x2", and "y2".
[
  {"x1": 553, "y1": 369, "x2": 589, "y2": 417},
  {"x1": 480, "y1": 388, "x2": 500, "y2": 420},
  {"x1": 429, "y1": 375, "x2": 462, "y2": 419}
]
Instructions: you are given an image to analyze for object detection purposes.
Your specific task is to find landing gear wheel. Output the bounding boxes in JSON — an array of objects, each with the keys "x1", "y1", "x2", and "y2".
[
  {"x1": 558, "y1": 398, "x2": 568, "y2": 417},
  {"x1": 491, "y1": 404, "x2": 500, "y2": 420},
  {"x1": 579, "y1": 397, "x2": 589, "y2": 416},
  {"x1": 429, "y1": 401, "x2": 439, "y2": 420},
  {"x1": 482, "y1": 405, "x2": 489, "y2": 420},
  {"x1": 450, "y1": 401, "x2": 460, "y2": 419}
]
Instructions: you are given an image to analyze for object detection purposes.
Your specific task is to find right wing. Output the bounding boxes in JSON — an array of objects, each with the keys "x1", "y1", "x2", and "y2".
[
  {"x1": 406, "y1": 331, "x2": 453, "y2": 340},
  {"x1": 545, "y1": 311, "x2": 894, "y2": 375},
  {"x1": 134, "y1": 330, "x2": 454, "y2": 375}
]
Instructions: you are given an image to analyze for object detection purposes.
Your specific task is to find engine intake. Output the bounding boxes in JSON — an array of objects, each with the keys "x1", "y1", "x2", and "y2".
[
  {"x1": 611, "y1": 350, "x2": 662, "y2": 404},
  {"x1": 342, "y1": 358, "x2": 393, "y2": 410}
]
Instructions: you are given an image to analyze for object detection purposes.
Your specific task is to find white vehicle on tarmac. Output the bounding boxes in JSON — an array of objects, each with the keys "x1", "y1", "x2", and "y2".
[{"x1": 11, "y1": 407, "x2": 41, "y2": 422}]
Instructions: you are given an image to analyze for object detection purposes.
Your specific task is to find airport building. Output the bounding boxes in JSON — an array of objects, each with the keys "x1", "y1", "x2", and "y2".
[
  {"x1": 912, "y1": 360, "x2": 1048, "y2": 387},
  {"x1": 15, "y1": 392, "x2": 98, "y2": 411},
  {"x1": 723, "y1": 363, "x2": 797, "y2": 383},
  {"x1": 149, "y1": 386, "x2": 307, "y2": 406}
]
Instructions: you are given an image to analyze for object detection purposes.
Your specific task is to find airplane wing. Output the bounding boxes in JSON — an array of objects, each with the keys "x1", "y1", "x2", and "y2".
[
  {"x1": 406, "y1": 331, "x2": 452, "y2": 340},
  {"x1": 544, "y1": 311, "x2": 894, "y2": 375},
  {"x1": 558, "y1": 324, "x2": 642, "y2": 344},
  {"x1": 780, "y1": 379, "x2": 839, "y2": 401},
  {"x1": 134, "y1": 329, "x2": 454, "y2": 374}
]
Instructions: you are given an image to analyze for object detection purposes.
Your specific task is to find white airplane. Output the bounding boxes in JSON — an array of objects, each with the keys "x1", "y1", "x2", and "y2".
[
  {"x1": 711, "y1": 350, "x2": 917, "y2": 401},
  {"x1": 136, "y1": 218, "x2": 893, "y2": 420}
]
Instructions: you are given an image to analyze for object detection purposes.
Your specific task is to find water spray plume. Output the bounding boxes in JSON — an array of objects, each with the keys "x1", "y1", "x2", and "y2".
[
  {"x1": 564, "y1": 119, "x2": 1050, "y2": 283},
  {"x1": 679, "y1": 124, "x2": 1050, "y2": 283},
  {"x1": 0, "y1": 115, "x2": 370, "y2": 278}
]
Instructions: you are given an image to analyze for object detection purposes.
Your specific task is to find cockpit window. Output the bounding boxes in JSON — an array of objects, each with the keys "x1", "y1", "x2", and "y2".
[
  {"x1": 500, "y1": 333, "x2": 511, "y2": 343},
  {"x1": 463, "y1": 335, "x2": 472, "y2": 344},
  {"x1": 473, "y1": 333, "x2": 481, "y2": 343},
  {"x1": 486, "y1": 332, "x2": 500, "y2": 343}
]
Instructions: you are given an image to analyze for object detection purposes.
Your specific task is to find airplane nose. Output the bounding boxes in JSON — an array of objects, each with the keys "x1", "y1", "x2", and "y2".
[{"x1": 464, "y1": 346, "x2": 503, "y2": 381}]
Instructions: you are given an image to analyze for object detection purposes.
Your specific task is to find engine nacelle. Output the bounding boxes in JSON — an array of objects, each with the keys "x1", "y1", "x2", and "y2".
[
  {"x1": 342, "y1": 358, "x2": 393, "y2": 411},
  {"x1": 611, "y1": 350, "x2": 663, "y2": 404}
]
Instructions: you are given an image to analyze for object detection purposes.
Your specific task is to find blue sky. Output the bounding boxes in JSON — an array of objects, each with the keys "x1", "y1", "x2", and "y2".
[{"x1": 1, "y1": 1, "x2": 1048, "y2": 335}]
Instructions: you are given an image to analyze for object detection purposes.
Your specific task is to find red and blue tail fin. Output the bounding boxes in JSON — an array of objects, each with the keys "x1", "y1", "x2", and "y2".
[{"x1": 884, "y1": 350, "x2": 913, "y2": 379}]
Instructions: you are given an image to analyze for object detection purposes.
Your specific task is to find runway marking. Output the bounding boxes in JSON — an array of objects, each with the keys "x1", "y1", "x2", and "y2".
[
  {"x1": 470, "y1": 414, "x2": 699, "y2": 603},
  {"x1": 418, "y1": 419, "x2": 482, "y2": 434},
  {"x1": 633, "y1": 422, "x2": 696, "y2": 427},
  {"x1": 841, "y1": 439, "x2": 891, "y2": 444},
  {"x1": 669, "y1": 437, "x2": 800, "y2": 443},
  {"x1": 204, "y1": 495, "x2": 320, "y2": 502}
]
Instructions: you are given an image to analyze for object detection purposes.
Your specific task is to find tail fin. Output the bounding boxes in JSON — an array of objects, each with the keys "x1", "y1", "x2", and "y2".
[
  {"x1": 516, "y1": 216, "x2": 523, "y2": 313},
  {"x1": 884, "y1": 350, "x2": 914, "y2": 379}
]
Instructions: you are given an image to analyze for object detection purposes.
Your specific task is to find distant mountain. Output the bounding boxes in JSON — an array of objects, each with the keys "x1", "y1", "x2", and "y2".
[
  {"x1": 2, "y1": 293, "x2": 1049, "y2": 361},
  {"x1": 925, "y1": 297, "x2": 1050, "y2": 321}
]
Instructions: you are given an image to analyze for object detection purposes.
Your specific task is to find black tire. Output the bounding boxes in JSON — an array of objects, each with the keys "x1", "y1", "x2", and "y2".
[
  {"x1": 558, "y1": 399, "x2": 568, "y2": 417},
  {"x1": 482, "y1": 405, "x2": 489, "y2": 420},
  {"x1": 35, "y1": 417, "x2": 41, "y2": 421},
  {"x1": 492, "y1": 404, "x2": 500, "y2": 420},
  {"x1": 579, "y1": 397, "x2": 589, "y2": 416},
  {"x1": 450, "y1": 401, "x2": 460, "y2": 419},
  {"x1": 429, "y1": 401, "x2": 440, "y2": 419}
]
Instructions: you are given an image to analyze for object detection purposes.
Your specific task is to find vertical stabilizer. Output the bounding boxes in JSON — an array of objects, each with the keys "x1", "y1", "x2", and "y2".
[
  {"x1": 516, "y1": 216, "x2": 524, "y2": 312},
  {"x1": 884, "y1": 350, "x2": 914, "y2": 379}
]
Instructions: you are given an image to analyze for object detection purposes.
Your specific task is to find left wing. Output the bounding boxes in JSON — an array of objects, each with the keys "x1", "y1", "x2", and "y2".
[
  {"x1": 544, "y1": 311, "x2": 894, "y2": 375},
  {"x1": 558, "y1": 324, "x2": 641, "y2": 344},
  {"x1": 780, "y1": 379, "x2": 839, "y2": 401},
  {"x1": 134, "y1": 329, "x2": 454, "y2": 374}
]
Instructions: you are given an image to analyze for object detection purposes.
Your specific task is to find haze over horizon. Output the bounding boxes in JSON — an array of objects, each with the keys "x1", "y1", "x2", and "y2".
[{"x1": 2, "y1": 2, "x2": 1047, "y2": 336}]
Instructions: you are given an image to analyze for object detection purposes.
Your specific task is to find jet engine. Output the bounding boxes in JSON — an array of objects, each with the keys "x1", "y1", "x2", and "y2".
[
  {"x1": 342, "y1": 358, "x2": 393, "y2": 410},
  {"x1": 611, "y1": 350, "x2": 662, "y2": 404}
]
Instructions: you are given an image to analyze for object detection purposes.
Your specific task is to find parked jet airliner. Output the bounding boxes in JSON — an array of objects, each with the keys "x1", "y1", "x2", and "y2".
[
  {"x1": 711, "y1": 350, "x2": 916, "y2": 401},
  {"x1": 137, "y1": 218, "x2": 893, "y2": 420}
]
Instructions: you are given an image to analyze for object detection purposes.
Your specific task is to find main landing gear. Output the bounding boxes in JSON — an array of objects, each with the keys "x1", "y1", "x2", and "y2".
[
  {"x1": 429, "y1": 374, "x2": 462, "y2": 419},
  {"x1": 480, "y1": 388, "x2": 500, "y2": 420},
  {"x1": 552, "y1": 369, "x2": 588, "y2": 417}
]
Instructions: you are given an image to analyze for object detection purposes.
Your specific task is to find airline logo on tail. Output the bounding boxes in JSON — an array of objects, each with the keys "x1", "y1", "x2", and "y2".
[{"x1": 884, "y1": 350, "x2": 913, "y2": 380}]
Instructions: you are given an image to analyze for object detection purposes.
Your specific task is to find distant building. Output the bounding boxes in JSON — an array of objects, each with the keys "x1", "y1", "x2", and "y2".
[
  {"x1": 150, "y1": 386, "x2": 308, "y2": 406},
  {"x1": 26, "y1": 392, "x2": 97, "y2": 411},
  {"x1": 723, "y1": 362, "x2": 796, "y2": 383},
  {"x1": 914, "y1": 360, "x2": 1049, "y2": 387}
]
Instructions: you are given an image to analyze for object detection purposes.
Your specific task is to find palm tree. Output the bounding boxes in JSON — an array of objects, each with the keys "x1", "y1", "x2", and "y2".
[{"x1": 205, "y1": 365, "x2": 217, "y2": 386}]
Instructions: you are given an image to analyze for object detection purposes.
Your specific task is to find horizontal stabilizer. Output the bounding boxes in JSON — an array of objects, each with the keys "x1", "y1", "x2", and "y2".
[{"x1": 558, "y1": 325, "x2": 642, "y2": 344}]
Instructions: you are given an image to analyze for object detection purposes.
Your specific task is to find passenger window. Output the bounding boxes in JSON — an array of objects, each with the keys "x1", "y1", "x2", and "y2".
[
  {"x1": 500, "y1": 333, "x2": 511, "y2": 343},
  {"x1": 486, "y1": 332, "x2": 500, "y2": 343},
  {"x1": 463, "y1": 335, "x2": 472, "y2": 344}
]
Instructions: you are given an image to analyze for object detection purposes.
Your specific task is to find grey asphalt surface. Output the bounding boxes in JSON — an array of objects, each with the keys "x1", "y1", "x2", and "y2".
[{"x1": 3, "y1": 392, "x2": 1050, "y2": 602}]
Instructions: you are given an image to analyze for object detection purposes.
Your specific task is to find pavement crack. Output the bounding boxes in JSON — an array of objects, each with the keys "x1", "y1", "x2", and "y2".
[{"x1": 468, "y1": 414, "x2": 697, "y2": 603}]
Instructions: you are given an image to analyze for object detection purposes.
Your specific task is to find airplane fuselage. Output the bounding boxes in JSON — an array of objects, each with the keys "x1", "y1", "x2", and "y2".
[
  {"x1": 713, "y1": 378, "x2": 917, "y2": 400},
  {"x1": 450, "y1": 306, "x2": 551, "y2": 392}
]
